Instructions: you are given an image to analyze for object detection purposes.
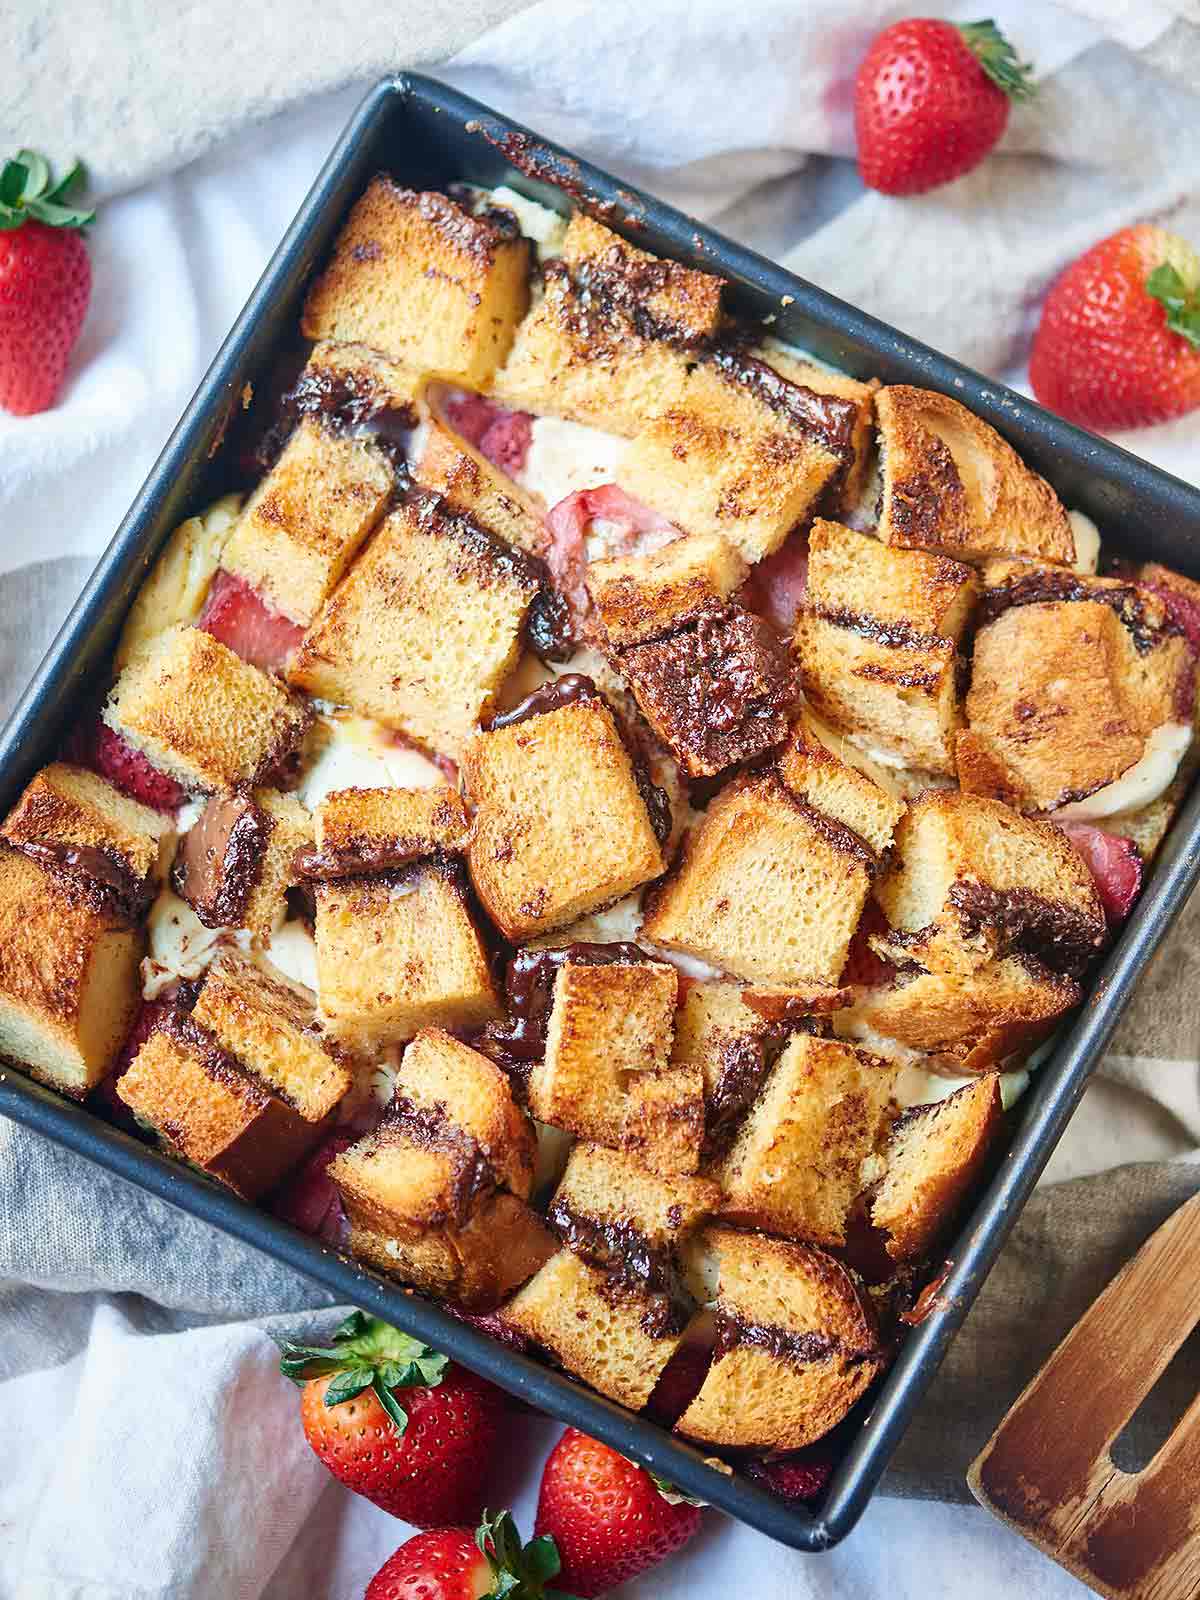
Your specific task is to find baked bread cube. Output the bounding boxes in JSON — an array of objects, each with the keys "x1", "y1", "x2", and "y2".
[
  {"x1": 501, "y1": 1248, "x2": 690, "y2": 1410},
  {"x1": 872, "y1": 790, "x2": 1106, "y2": 979},
  {"x1": 794, "y1": 520, "x2": 978, "y2": 775},
  {"x1": 757, "y1": 346, "x2": 879, "y2": 514},
  {"x1": 220, "y1": 416, "x2": 393, "y2": 627},
  {"x1": 529, "y1": 958, "x2": 702, "y2": 1173},
  {"x1": 301, "y1": 180, "x2": 531, "y2": 386},
  {"x1": 875, "y1": 385, "x2": 1073, "y2": 563},
  {"x1": 2, "y1": 762, "x2": 169, "y2": 911},
  {"x1": 463, "y1": 693, "x2": 666, "y2": 941},
  {"x1": 675, "y1": 1226, "x2": 883, "y2": 1451},
  {"x1": 306, "y1": 785, "x2": 470, "y2": 878},
  {"x1": 314, "y1": 857, "x2": 499, "y2": 1044},
  {"x1": 173, "y1": 787, "x2": 312, "y2": 941},
  {"x1": 670, "y1": 980, "x2": 773, "y2": 1152},
  {"x1": 329, "y1": 1112, "x2": 554, "y2": 1308},
  {"x1": 394, "y1": 1027, "x2": 538, "y2": 1202},
  {"x1": 191, "y1": 949, "x2": 351, "y2": 1121},
  {"x1": 414, "y1": 413, "x2": 547, "y2": 558},
  {"x1": 288, "y1": 339, "x2": 423, "y2": 430},
  {"x1": 493, "y1": 213, "x2": 723, "y2": 435},
  {"x1": 616, "y1": 359, "x2": 843, "y2": 562},
  {"x1": 959, "y1": 581, "x2": 1192, "y2": 814},
  {"x1": 0, "y1": 845, "x2": 143, "y2": 1097},
  {"x1": 846, "y1": 955, "x2": 1080, "y2": 1074},
  {"x1": 587, "y1": 532, "x2": 748, "y2": 650},
  {"x1": 614, "y1": 604, "x2": 798, "y2": 778},
  {"x1": 870, "y1": 1075, "x2": 1003, "y2": 1259},
  {"x1": 105, "y1": 625, "x2": 311, "y2": 794},
  {"x1": 717, "y1": 1035, "x2": 897, "y2": 1247},
  {"x1": 775, "y1": 709, "x2": 906, "y2": 857},
  {"x1": 116, "y1": 1010, "x2": 321, "y2": 1197},
  {"x1": 289, "y1": 491, "x2": 539, "y2": 759},
  {"x1": 641, "y1": 773, "x2": 874, "y2": 985}
]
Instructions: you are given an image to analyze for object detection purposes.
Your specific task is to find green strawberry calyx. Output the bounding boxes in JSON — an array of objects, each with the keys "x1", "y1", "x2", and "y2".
[
  {"x1": 957, "y1": 20, "x2": 1035, "y2": 102},
  {"x1": 475, "y1": 1510, "x2": 581, "y2": 1600},
  {"x1": 1147, "y1": 242, "x2": 1200, "y2": 352},
  {"x1": 650, "y1": 1470, "x2": 707, "y2": 1508},
  {"x1": 0, "y1": 150, "x2": 94, "y2": 231},
  {"x1": 277, "y1": 1310, "x2": 449, "y2": 1436}
]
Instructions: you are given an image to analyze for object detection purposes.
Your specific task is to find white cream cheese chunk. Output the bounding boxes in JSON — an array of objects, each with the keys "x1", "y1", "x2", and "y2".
[
  {"x1": 297, "y1": 713, "x2": 446, "y2": 809},
  {"x1": 1055, "y1": 722, "x2": 1192, "y2": 821},
  {"x1": 265, "y1": 917, "x2": 319, "y2": 994},
  {"x1": 142, "y1": 889, "x2": 245, "y2": 999},
  {"x1": 486, "y1": 185, "x2": 568, "y2": 261},
  {"x1": 517, "y1": 417, "x2": 627, "y2": 509},
  {"x1": 1068, "y1": 509, "x2": 1101, "y2": 576}
]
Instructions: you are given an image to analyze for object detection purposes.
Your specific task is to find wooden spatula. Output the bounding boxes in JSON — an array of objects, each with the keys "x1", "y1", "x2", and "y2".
[{"x1": 968, "y1": 1190, "x2": 1200, "y2": 1599}]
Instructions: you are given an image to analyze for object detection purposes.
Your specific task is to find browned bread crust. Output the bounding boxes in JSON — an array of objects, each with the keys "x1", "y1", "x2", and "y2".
[
  {"x1": 756, "y1": 348, "x2": 879, "y2": 514},
  {"x1": 870, "y1": 1075, "x2": 1003, "y2": 1259},
  {"x1": 675, "y1": 1226, "x2": 883, "y2": 1450},
  {"x1": 587, "y1": 532, "x2": 748, "y2": 650},
  {"x1": 301, "y1": 181, "x2": 530, "y2": 385},
  {"x1": 2, "y1": 762, "x2": 167, "y2": 890},
  {"x1": 875, "y1": 385, "x2": 1073, "y2": 563},
  {"x1": 414, "y1": 413, "x2": 547, "y2": 558},
  {"x1": 463, "y1": 695, "x2": 665, "y2": 941},
  {"x1": 312, "y1": 785, "x2": 470, "y2": 872}
]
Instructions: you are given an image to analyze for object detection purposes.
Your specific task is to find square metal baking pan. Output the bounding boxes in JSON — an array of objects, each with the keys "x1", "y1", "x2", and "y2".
[{"x1": 2, "y1": 74, "x2": 1199, "y2": 1552}]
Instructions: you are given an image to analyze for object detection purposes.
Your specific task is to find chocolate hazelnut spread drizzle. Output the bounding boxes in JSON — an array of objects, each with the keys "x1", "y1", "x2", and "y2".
[
  {"x1": 157, "y1": 1007, "x2": 270, "y2": 1106},
  {"x1": 704, "y1": 343, "x2": 859, "y2": 464},
  {"x1": 565, "y1": 248, "x2": 713, "y2": 349},
  {"x1": 946, "y1": 879, "x2": 1105, "y2": 979},
  {"x1": 172, "y1": 790, "x2": 274, "y2": 930},
  {"x1": 7, "y1": 838, "x2": 154, "y2": 921},
  {"x1": 806, "y1": 603, "x2": 950, "y2": 654},
  {"x1": 383, "y1": 1093, "x2": 498, "y2": 1224},
  {"x1": 293, "y1": 838, "x2": 438, "y2": 882},
  {"x1": 978, "y1": 570, "x2": 1179, "y2": 656},
  {"x1": 711, "y1": 1311, "x2": 840, "y2": 1367}
]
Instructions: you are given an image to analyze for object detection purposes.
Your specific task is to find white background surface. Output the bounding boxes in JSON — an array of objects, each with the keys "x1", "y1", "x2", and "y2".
[{"x1": 2, "y1": 2, "x2": 1198, "y2": 1594}]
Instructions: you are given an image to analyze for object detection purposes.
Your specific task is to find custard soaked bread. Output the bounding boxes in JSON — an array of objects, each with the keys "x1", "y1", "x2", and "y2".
[
  {"x1": 301, "y1": 181, "x2": 531, "y2": 386},
  {"x1": 756, "y1": 345, "x2": 879, "y2": 514},
  {"x1": 172, "y1": 787, "x2": 311, "y2": 942},
  {"x1": 794, "y1": 519, "x2": 978, "y2": 775},
  {"x1": 675, "y1": 1227, "x2": 885, "y2": 1451},
  {"x1": 415, "y1": 412, "x2": 547, "y2": 559},
  {"x1": 2, "y1": 762, "x2": 168, "y2": 897},
  {"x1": 493, "y1": 213, "x2": 724, "y2": 435},
  {"x1": 587, "y1": 532, "x2": 748, "y2": 650},
  {"x1": 872, "y1": 790, "x2": 1106, "y2": 979},
  {"x1": 309, "y1": 784, "x2": 470, "y2": 874}
]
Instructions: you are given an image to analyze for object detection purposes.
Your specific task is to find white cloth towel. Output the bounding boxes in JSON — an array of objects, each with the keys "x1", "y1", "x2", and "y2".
[{"x1": 1, "y1": 3, "x2": 1199, "y2": 1596}]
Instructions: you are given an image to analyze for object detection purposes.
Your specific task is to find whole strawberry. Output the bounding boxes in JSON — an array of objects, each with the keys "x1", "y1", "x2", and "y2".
[
  {"x1": 535, "y1": 1428, "x2": 702, "y2": 1598},
  {"x1": 365, "y1": 1511, "x2": 567, "y2": 1600},
  {"x1": 279, "y1": 1312, "x2": 507, "y2": 1528},
  {"x1": 855, "y1": 18, "x2": 1033, "y2": 196},
  {"x1": 0, "y1": 151, "x2": 94, "y2": 414},
  {"x1": 1030, "y1": 225, "x2": 1200, "y2": 430}
]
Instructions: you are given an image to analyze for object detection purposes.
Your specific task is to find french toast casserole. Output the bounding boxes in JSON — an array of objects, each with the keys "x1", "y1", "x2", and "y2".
[{"x1": 3, "y1": 173, "x2": 1198, "y2": 1476}]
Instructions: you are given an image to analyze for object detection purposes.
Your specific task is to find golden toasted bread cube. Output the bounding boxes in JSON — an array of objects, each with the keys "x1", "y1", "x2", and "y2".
[
  {"x1": 492, "y1": 214, "x2": 723, "y2": 435},
  {"x1": 463, "y1": 697, "x2": 665, "y2": 941},
  {"x1": 794, "y1": 521, "x2": 977, "y2": 776},
  {"x1": 588, "y1": 531, "x2": 749, "y2": 650},
  {"x1": 0, "y1": 847, "x2": 143, "y2": 1097},
  {"x1": 289, "y1": 494, "x2": 537, "y2": 760},
  {"x1": 875, "y1": 386, "x2": 1073, "y2": 563},
  {"x1": 616, "y1": 606, "x2": 798, "y2": 779},
  {"x1": 670, "y1": 980, "x2": 772, "y2": 1148},
  {"x1": 314, "y1": 859, "x2": 499, "y2": 1045},
  {"x1": 415, "y1": 415, "x2": 546, "y2": 557},
  {"x1": 313, "y1": 785, "x2": 470, "y2": 870},
  {"x1": 501, "y1": 1248, "x2": 688, "y2": 1409},
  {"x1": 641, "y1": 774, "x2": 872, "y2": 985},
  {"x1": 192, "y1": 949, "x2": 351, "y2": 1122},
  {"x1": 114, "y1": 494, "x2": 243, "y2": 671},
  {"x1": 871, "y1": 1076, "x2": 1003, "y2": 1259},
  {"x1": 717, "y1": 1035, "x2": 897, "y2": 1247},
  {"x1": 105, "y1": 625, "x2": 311, "y2": 794},
  {"x1": 171, "y1": 787, "x2": 312, "y2": 941},
  {"x1": 396, "y1": 1028, "x2": 537, "y2": 1201},
  {"x1": 757, "y1": 348, "x2": 879, "y2": 513},
  {"x1": 872, "y1": 790, "x2": 1105, "y2": 979},
  {"x1": 221, "y1": 417, "x2": 393, "y2": 627},
  {"x1": 960, "y1": 593, "x2": 1192, "y2": 813},
  {"x1": 847, "y1": 956, "x2": 1080, "y2": 1073},
  {"x1": 329, "y1": 1115, "x2": 555, "y2": 1308},
  {"x1": 617, "y1": 362, "x2": 841, "y2": 562},
  {"x1": 117, "y1": 1014, "x2": 321, "y2": 1197},
  {"x1": 776, "y1": 711, "x2": 906, "y2": 857},
  {"x1": 2, "y1": 762, "x2": 169, "y2": 887},
  {"x1": 246, "y1": 790, "x2": 313, "y2": 941},
  {"x1": 622, "y1": 1064, "x2": 706, "y2": 1176},
  {"x1": 675, "y1": 1227, "x2": 883, "y2": 1451},
  {"x1": 301, "y1": 181, "x2": 531, "y2": 386},
  {"x1": 549, "y1": 1143, "x2": 720, "y2": 1264}
]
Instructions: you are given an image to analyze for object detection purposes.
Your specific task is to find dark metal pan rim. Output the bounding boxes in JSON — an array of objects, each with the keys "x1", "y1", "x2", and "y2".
[{"x1": 1, "y1": 73, "x2": 1198, "y2": 1552}]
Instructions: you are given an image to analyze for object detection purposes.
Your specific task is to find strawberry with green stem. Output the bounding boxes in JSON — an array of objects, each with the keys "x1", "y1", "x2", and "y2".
[
  {"x1": 279, "y1": 1311, "x2": 508, "y2": 1529},
  {"x1": 0, "y1": 150, "x2": 94, "y2": 415},
  {"x1": 364, "y1": 1510, "x2": 578, "y2": 1600}
]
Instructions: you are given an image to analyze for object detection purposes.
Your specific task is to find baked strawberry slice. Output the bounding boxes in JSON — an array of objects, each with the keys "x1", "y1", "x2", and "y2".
[
  {"x1": 443, "y1": 390, "x2": 534, "y2": 474},
  {"x1": 840, "y1": 901, "x2": 899, "y2": 987},
  {"x1": 544, "y1": 485, "x2": 679, "y2": 616},
  {"x1": 745, "y1": 1444, "x2": 835, "y2": 1504},
  {"x1": 1058, "y1": 822, "x2": 1143, "y2": 927},
  {"x1": 63, "y1": 716, "x2": 185, "y2": 812},
  {"x1": 269, "y1": 1133, "x2": 352, "y2": 1244},
  {"x1": 740, "y1": 528, "x2": 809, "y2": 632},
  {"x1": 197, "y1": 568, "x2": 305, "y2": 676}
]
